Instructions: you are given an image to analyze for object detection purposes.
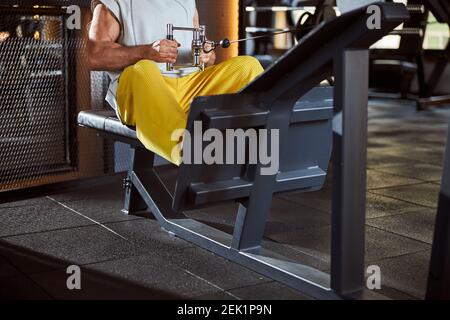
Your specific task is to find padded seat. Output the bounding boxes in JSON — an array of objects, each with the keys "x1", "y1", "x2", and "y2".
[{"x1": 78, "y1": 110, "x2": 138, "y2": 141}]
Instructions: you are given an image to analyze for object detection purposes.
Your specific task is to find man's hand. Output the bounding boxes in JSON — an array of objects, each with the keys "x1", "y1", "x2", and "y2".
[
  {"x1": 88, "y1": 4, "x2": 180, "y2": 71},
  {"x1": 147, "y1": 39, "x2": 179, "y2": 64},
  {"x1": 201, "y1": 41, "x2": 216, "y2": 66}
]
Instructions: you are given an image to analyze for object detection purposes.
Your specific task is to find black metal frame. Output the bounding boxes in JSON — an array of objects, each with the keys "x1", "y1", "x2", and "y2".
[
  {"x1": 82, "y1": 3, "x2": 409, "y2": 300},
  {"x1": 426, "y1": 120, "x2": 450, "y2": 300}
]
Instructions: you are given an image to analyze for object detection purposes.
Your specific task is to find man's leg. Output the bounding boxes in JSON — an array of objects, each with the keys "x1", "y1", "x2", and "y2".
[
  {"x1": 117, "y1": 60, "x2": 187, "y2": 164},
  {"x1": 177, "y1": 56, "x2": 264, "y2": 112}
]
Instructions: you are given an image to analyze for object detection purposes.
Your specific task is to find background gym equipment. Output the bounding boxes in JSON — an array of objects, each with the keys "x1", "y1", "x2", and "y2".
[
  {"x1": 240, "y1": 0, "x2": 449, "y2": 109},
  {"x1": 0, "y1": 1, "x2": 110, "y2": 192},
  {"x1": 370, "y1": 0, "x2": 450, "y2": 110},
  {"x1": 78, "y1": 3, "x2": 409, "y2": 299},
  {"x1": 290, "y1": 0, "x2": 336, "y2": 42}
]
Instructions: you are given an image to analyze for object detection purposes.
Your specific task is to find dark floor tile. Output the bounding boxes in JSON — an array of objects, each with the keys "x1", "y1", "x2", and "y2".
[
  {"x1": 369, "y1": 98, "x2": 417, "y2": 109},
  {"x1": 0, "y1": 201, "x2": 94, "y2": 238},
  {"x1": 373, "y1": 164, "x2": 443, "y2": 182},
  {"x1": 368, "y1": 130, "x2": 420, "y2": 143},
  {"x1": 372, "y1": 250, "x2": 431, "y2": 299},
  {"x1": 371, "y1": 183, "x2": 440, "y2": 208},
  {"x1": 84, "y1": 255, "x2": 222, "y2": 299},
  {"x1": 52, "y1": 197, "x2": 144, "y2": 224},
  {"x1": 154, "y1": 247, "x2": 269, "y2": 291},
  {"x1": 366, "y1": 193, "x2": 423, "y2": 219},
  {"x1": 277, "y1": 188, "x2": 331, "y2": 213},
  {"x1": 361, "y1": 227, "x2": 431, "y2": 263},
  {"x1": 0, "y1": 240, "x2": 69, "y2": 276},
  {"x1": 261, "y1": 240, "x2": 329, "y2": 271},
  {"x1": 408, "y1": 141, "x2": 446, "y2": 151},
  {"x1": 228, "y1": 281, "x2": 312, "y2": 300},
  {"x1": 367, "y1": 208, "x2": 436, "y2": 244},
  {"x1": 186, "y1": 203, "x2": 238, "y2": 227},
  {"x1": 377, "y1": 146, "x2": 445, "y2": 166},
  {"x1": 104, "y1": 219, "x2": 193, "y2": 252},
  {"x1": 268, "y1": 198, "x2": 330, "y2": 227},
  {"x1": 278, "y1": 181, "x2": 427, "y2": 219},
  {"x1": 374, "y1": 285, "x2": 418, "y2": 300},
  {"x1": 108, "y1": 221, "x2": 323, "y2": 291},
  {"x1": 48, "y1": 177, "x2": 125, "y2": 203},
  {"x1": 366, "y1": 152, "x2": 418, "y2": 169},
  {"x1": 29, "y1": 265, "x2": 182, "y2": 300},
  {"x1": 2, "y1": 225, "x2": 145, "y2": 272},
  {"x1": 384, "y1": 141, "x2": 445, "y2": 153},
  {"x1": 367, "y1": 139, "x2": 397, "y2": 149},
  {"x1": 194, "y1": 291, "x2": 239, "y2": 300},
  {"x1": 0, "y1": 275, "x2": 52, "y2": 300},
  {"x1": 188, "y1": 198, "x2": 331, "y2": 237},
  {"x1": 367, "y1": 169, "x2": 422, "y2": 190},
  {"x1": 369, "y1": 128, "x2": 447, "y2": 143},
  {"x1": 267, "y1": 225, "x2": 429, "y2": 265},
  {"x1": 0, "y1": 197, "x2": 50, "y2": 209}
]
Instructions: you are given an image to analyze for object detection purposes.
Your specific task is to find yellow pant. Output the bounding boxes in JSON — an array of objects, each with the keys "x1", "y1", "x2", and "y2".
[{"x1": 117, "y1": 55, "x2": 264, "y2": 165}]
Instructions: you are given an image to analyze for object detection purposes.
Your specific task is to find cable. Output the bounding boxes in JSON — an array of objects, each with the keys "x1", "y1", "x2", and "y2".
[{"x1": 203, "y1": 27, "x2": 314, "y2": 53}]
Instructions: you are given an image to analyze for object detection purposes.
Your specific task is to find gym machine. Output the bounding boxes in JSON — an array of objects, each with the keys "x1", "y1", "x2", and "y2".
[
  {"x1": 79, "y1": 3, "x2": 409, "y2": 299},
  {"x1": 166, "y1": 24, "x2": 207, "y2": 72}
]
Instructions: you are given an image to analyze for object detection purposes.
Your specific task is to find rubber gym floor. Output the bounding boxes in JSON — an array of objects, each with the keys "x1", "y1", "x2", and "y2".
[{"x1": 1, "y1": 99, "x2": 449, "y2": 300}]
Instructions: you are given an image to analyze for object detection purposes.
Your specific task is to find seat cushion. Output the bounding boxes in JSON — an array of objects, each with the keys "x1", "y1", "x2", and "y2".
[{"x1": 78, "y1": 110, "x2": 137, "y2": 140}]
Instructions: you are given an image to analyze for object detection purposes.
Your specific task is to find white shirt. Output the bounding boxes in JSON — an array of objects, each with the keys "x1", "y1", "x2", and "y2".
[
  {"x1": 91, "y1": 0, "x2": 198, "y2": 110},
  {"x1": 336, "y1": 0, "x2": 378, "y2": 13}
]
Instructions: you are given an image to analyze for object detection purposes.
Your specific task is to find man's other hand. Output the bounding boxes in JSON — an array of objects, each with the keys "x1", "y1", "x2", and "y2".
[
  {"x1": 201, "y1": 41, "x2": 216, "y2": 66},
  {"x1": 148, "y1": 39, "x2": 179, "y2": 64}
]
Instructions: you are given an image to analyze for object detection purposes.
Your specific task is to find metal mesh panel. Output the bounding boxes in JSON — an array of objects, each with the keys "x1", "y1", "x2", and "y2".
[{"x1": 0, "y1": 3, "x2": 124, "y2": 192}]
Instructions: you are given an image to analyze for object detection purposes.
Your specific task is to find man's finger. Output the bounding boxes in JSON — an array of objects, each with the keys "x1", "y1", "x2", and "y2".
[
  {"x1": 161, "y1": 48, "x2": 178, "y2": 56},
  {"x1": 162, "y1": 52, "x2": 177, "y2": 61},
  {"x1": 163, "y1": 39, "x2": 178, "y2": 48}
]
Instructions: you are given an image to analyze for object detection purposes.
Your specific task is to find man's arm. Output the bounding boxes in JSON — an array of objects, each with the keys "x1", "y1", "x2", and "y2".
[
  {"x1": 87, "y1": 4, "x2": 178, "y2": 71},
  {"x1": 193, "y1": 9, "x2": 216, "y2": 66}
]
